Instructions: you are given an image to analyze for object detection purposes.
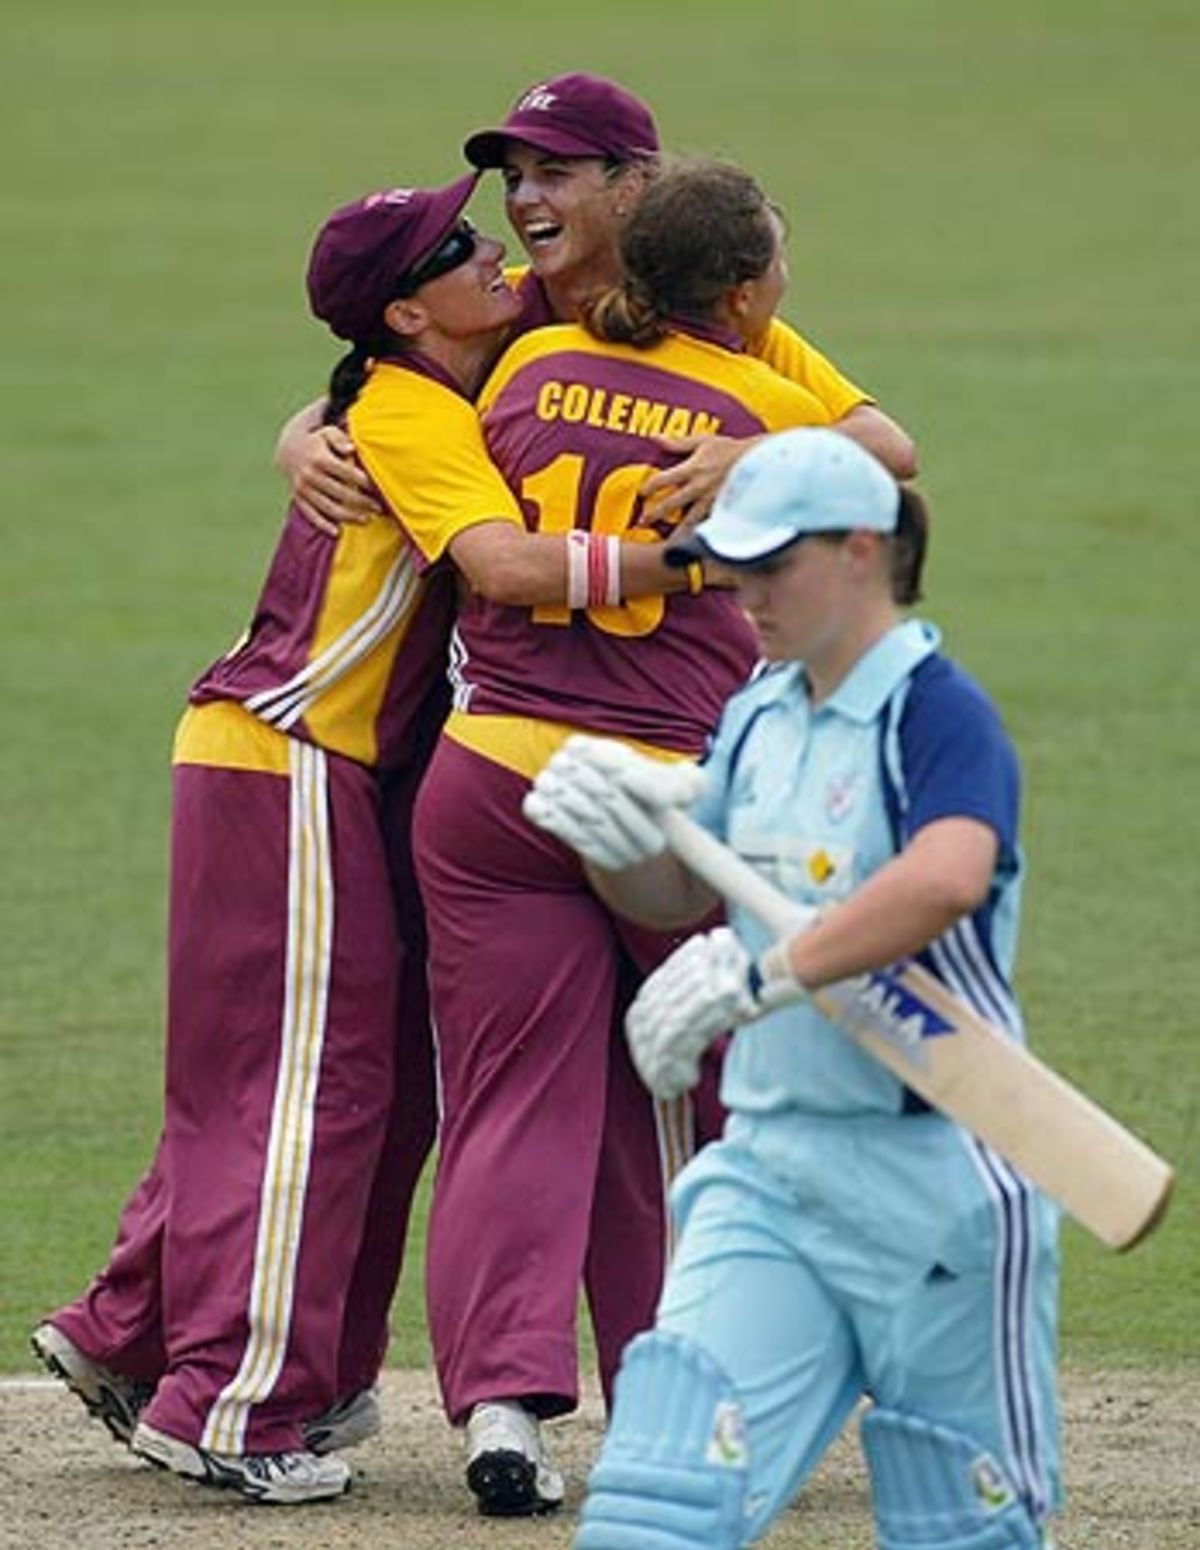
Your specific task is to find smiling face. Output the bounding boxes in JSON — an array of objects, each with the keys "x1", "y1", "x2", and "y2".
[
  {"x1": 382, "y1": 224, "x2": 524, "y2": 394},
  {"x1": 501, "y1": 143, "x2": 643, "y2": 312},
  {"x1": 389, "y1": 225, "x2": 522, "y2": 340}
]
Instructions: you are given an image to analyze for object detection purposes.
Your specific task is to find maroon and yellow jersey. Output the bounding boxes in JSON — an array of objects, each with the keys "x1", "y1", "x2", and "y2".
[
  {"x1": 189, "y1": 356, "x2": 524, "y2": 772},
  {"x1": 504, "y1": 265, "x2": 871, "y2": 418},
  {"x1": 449, "y1": 323, "x2": 832, "y2": 758}
]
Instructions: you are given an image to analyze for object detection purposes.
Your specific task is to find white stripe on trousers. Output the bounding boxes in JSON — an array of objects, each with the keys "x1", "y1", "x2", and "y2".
[
  {"x1": 202, "y1": 740, "x2": 334, "y2": 1454},
  {"x1": 925, "y1": 928, "x2": 1046, "y2": 1514},
  {"x1": 962, "y1": 1133, "x2": 1050, "y2": 1519}
]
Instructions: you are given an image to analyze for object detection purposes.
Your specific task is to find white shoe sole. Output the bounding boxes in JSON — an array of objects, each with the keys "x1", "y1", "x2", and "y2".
[
  {"x1": 132, "y1": 1421, "x2": 351, "y2": 1506},
  {"x1": 132, "y1": 1421, "x2": 209, "y2": 1480},
  {"x1": 31, "y1": 1323, "x2": 146, "y2": 1446}
]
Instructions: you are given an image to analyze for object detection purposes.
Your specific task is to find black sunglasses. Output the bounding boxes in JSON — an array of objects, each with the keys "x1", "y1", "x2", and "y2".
[{"x1": 395, "y1": 219, "x2": 478, "y2": 297}]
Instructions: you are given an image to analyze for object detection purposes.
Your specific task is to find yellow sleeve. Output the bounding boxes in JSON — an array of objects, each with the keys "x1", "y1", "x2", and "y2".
[
  {"x1": 348, "y1": 364, "x2": 523, "y2": 562},
  {"x1": 752, "y1": 318, "x2": 872, "y2": 420},
  {"x1": 753, "y1": 371, "x2": 835, "y2": 432}
]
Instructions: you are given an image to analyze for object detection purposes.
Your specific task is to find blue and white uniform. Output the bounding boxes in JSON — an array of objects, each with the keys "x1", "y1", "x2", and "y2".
[
  {"x1": 694, "y1": 618, "x2": 1026, "y2": 1115},
  {"x1": 596, "y1": 619, "x2": 1062, "y2": 1548}
]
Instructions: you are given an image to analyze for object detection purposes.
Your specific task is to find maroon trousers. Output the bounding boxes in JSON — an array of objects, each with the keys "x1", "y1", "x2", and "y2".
[
  {"x1": 413, "y1": 734, "x2": 723, "y2": 1425},
  {"x1": 52, "y1": 724, "x2": 434, "y2": 1451}
]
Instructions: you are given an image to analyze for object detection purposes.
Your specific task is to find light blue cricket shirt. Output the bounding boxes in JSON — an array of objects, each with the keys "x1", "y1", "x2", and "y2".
[{"x1": 691, "y1": 618, "x2": 1025, "y2": 1118}]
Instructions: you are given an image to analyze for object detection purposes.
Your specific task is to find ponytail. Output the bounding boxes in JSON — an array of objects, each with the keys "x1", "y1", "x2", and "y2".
[
  {"x1": 323, "y1": 312, "x2": 416, "y2": 425},
  {"x1": 583, "y1": 281, "x2": 671, "y2": 348},
  {"x1": 889, "y1": 486, "x2": 929, "y2": 605},
  {"x1": 323, "y1": 342, "x2": 373, "y2": 426}
]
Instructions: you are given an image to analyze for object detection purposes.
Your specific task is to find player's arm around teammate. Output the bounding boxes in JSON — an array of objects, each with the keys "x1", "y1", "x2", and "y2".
[
  {"x1": 468, "y1": 72, "x2": 916, "y2": 482},
  {"x1": 282, "y1": 176, "x2": 709, "y2": 1427},
  {"x1": 527, "y1": 428, "x2": 1063, "y2": 1550},
  {"x1": 311, "y1": 203, "x2": 698, "y2": 612},
  {"x1": 35, "y1": 174, "x2": 586, "y2": 1508},
  {"x1": 277, "y1": 70, "x2": 917, "y2": 530}
]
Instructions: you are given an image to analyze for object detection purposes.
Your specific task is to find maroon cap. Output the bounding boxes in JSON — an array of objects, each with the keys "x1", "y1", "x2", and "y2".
[
  {"x1": 464, "y1": 73, "x2": 660, "y2": 170},
  {"x1": 306, "y1": 172, "x2": 480, "y2": 342}
]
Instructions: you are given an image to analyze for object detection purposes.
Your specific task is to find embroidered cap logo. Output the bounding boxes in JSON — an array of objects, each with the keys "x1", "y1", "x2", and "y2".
[{"x1": 517, "y1": 87, "x2": 557, "y2": 112}]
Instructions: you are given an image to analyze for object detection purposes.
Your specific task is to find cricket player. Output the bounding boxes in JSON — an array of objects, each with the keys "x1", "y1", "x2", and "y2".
[
  {"x1": 526, "y1": 427, "x2": 1063, "y2": 1550},
  {"x1": 412, "y1": 159, "x2": 856, "y2": 1518},
  {"x1": 32, "y1": 175, "x2": 694, "y2": 1506}
]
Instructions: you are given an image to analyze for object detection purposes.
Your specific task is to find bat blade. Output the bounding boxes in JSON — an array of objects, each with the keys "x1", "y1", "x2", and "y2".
[{"x1": 660, "y1": 810, "x2": 1174, "y2": 1251}]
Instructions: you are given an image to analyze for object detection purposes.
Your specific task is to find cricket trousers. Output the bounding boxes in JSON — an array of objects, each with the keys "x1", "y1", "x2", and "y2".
[
  {"x1": 323, "y1": 710, "x2": 444, "y2": 1397},
  {"x1": 413, "y1": 732, "x2": 724, "y2": 1425},
  {"x1": 52, "y1": 706, "x2": 421, "y2": 1451}
]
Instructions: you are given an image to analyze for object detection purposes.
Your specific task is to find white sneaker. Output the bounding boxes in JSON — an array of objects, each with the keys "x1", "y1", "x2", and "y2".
[
  {"x1": 132, "y1": 1420, "x2": 351, "y2": 1505},
  {"x1": 31, "y1": 1322, "x2": 152, "y2": 1446},
  {"x1": 302, "y1": 1388, "x2": 381, "y2": 1455},
  {"x1": 465, "y1": 1399, "x2": 565, "y2": 1516}
]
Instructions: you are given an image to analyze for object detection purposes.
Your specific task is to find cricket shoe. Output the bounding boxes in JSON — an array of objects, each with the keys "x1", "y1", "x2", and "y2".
[
  {"x1": 302, "y1": 1387, "x2": 381, "y2": 1455},
  {"x1": 31, "y1": 1321, "x2": 153, "y2": 1446},
  {"x1": 465, "y1": 1399, "x2": 565, "y2": 1516},
  {"x1": 132, "y1": 1420, "x2": 351, "y2": 1505}
]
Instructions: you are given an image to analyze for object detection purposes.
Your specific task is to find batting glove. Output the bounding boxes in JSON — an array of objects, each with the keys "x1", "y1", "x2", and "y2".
[
  {"x1": 523, "y1": 735, "x2": 706, "y2": 872},
  {"x1": 626, "y1": 926, "x2": 805, "y2": 1098}
]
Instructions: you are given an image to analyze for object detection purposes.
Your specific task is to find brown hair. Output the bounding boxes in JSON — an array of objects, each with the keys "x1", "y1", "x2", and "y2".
[
  {"x1": 584, "y1": 157, "x2": 778, "y2": 347},
  {"x1": 889, "y1": 486, "x2": 929, "y2": 605},
  {"x1": 322, "y1": 327, "x2": 413, "y2": 426},
  {"x1": 799, "y1": 488, "x2": 928, "y2": 603}
]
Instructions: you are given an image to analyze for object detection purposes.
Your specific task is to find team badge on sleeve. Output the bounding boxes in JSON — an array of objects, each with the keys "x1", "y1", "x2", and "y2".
[{"x1": 705, "y1": 1399, "x2": 749, "y2": 1469}]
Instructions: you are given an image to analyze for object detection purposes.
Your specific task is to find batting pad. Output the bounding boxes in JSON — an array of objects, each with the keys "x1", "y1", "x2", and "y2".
[
  {"x1": 861, "y1": 1406, "x2": 1041, "y2": 1550},
  {"x1": 575, "y1": 1330, "x2": 749, "y2": 1550}
]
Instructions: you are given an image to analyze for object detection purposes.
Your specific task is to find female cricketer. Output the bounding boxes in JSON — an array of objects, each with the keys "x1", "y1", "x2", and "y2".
[
  {"x1": 411, "y1": 159, "x2": 863, "y2": 1518},
  {"x1": 526, "y1": 427, "x2": 1063, "y2": 1550}
]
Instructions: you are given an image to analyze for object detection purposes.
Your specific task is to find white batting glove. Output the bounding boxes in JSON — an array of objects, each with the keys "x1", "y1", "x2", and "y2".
[
  {"x1": 523, "y1": 735, "x2": 706, "y2": 871},
  {"x1": 626, "y1": 926, "x2": 805, "y2": 1098}
]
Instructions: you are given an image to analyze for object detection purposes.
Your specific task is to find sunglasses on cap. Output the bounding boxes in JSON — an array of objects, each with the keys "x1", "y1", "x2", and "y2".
[{"x1": 395, "y1": 219, "x2": 478, "y2": 297}]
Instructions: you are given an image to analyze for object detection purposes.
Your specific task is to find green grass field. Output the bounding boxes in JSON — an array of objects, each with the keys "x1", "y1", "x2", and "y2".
[{"x1": 2, "y1": 0, "x2": 1197, "y2": 1376}]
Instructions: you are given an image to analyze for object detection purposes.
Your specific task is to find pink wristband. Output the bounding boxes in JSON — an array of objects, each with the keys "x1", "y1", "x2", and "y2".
[
  {"x1": 567, "y1": 533, "x2": 625, "y2": 610},
  {"x1": 587, "y1": 531, "x2": 606, "y2": 608}
]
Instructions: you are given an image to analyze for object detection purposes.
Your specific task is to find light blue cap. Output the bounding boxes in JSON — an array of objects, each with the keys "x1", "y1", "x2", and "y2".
[{"x1": 669, "y1": 427, "x2": 900, "y2": 567}]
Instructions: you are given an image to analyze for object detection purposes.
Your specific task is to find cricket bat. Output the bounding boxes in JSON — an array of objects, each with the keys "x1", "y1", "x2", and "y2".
[{"x1": 659, "y1": 809, "x2": 1174, "y2": 1251}]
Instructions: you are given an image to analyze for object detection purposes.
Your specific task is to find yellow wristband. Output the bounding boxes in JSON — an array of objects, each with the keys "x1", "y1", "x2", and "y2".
[{"x1": 685, "y1": 560, "x2": 704, "y2": 595}]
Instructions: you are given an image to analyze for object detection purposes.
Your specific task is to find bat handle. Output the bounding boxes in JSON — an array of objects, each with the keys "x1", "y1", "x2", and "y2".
[{"x1": 659, "y1": 809, "x2": 816, "y2": 938}]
